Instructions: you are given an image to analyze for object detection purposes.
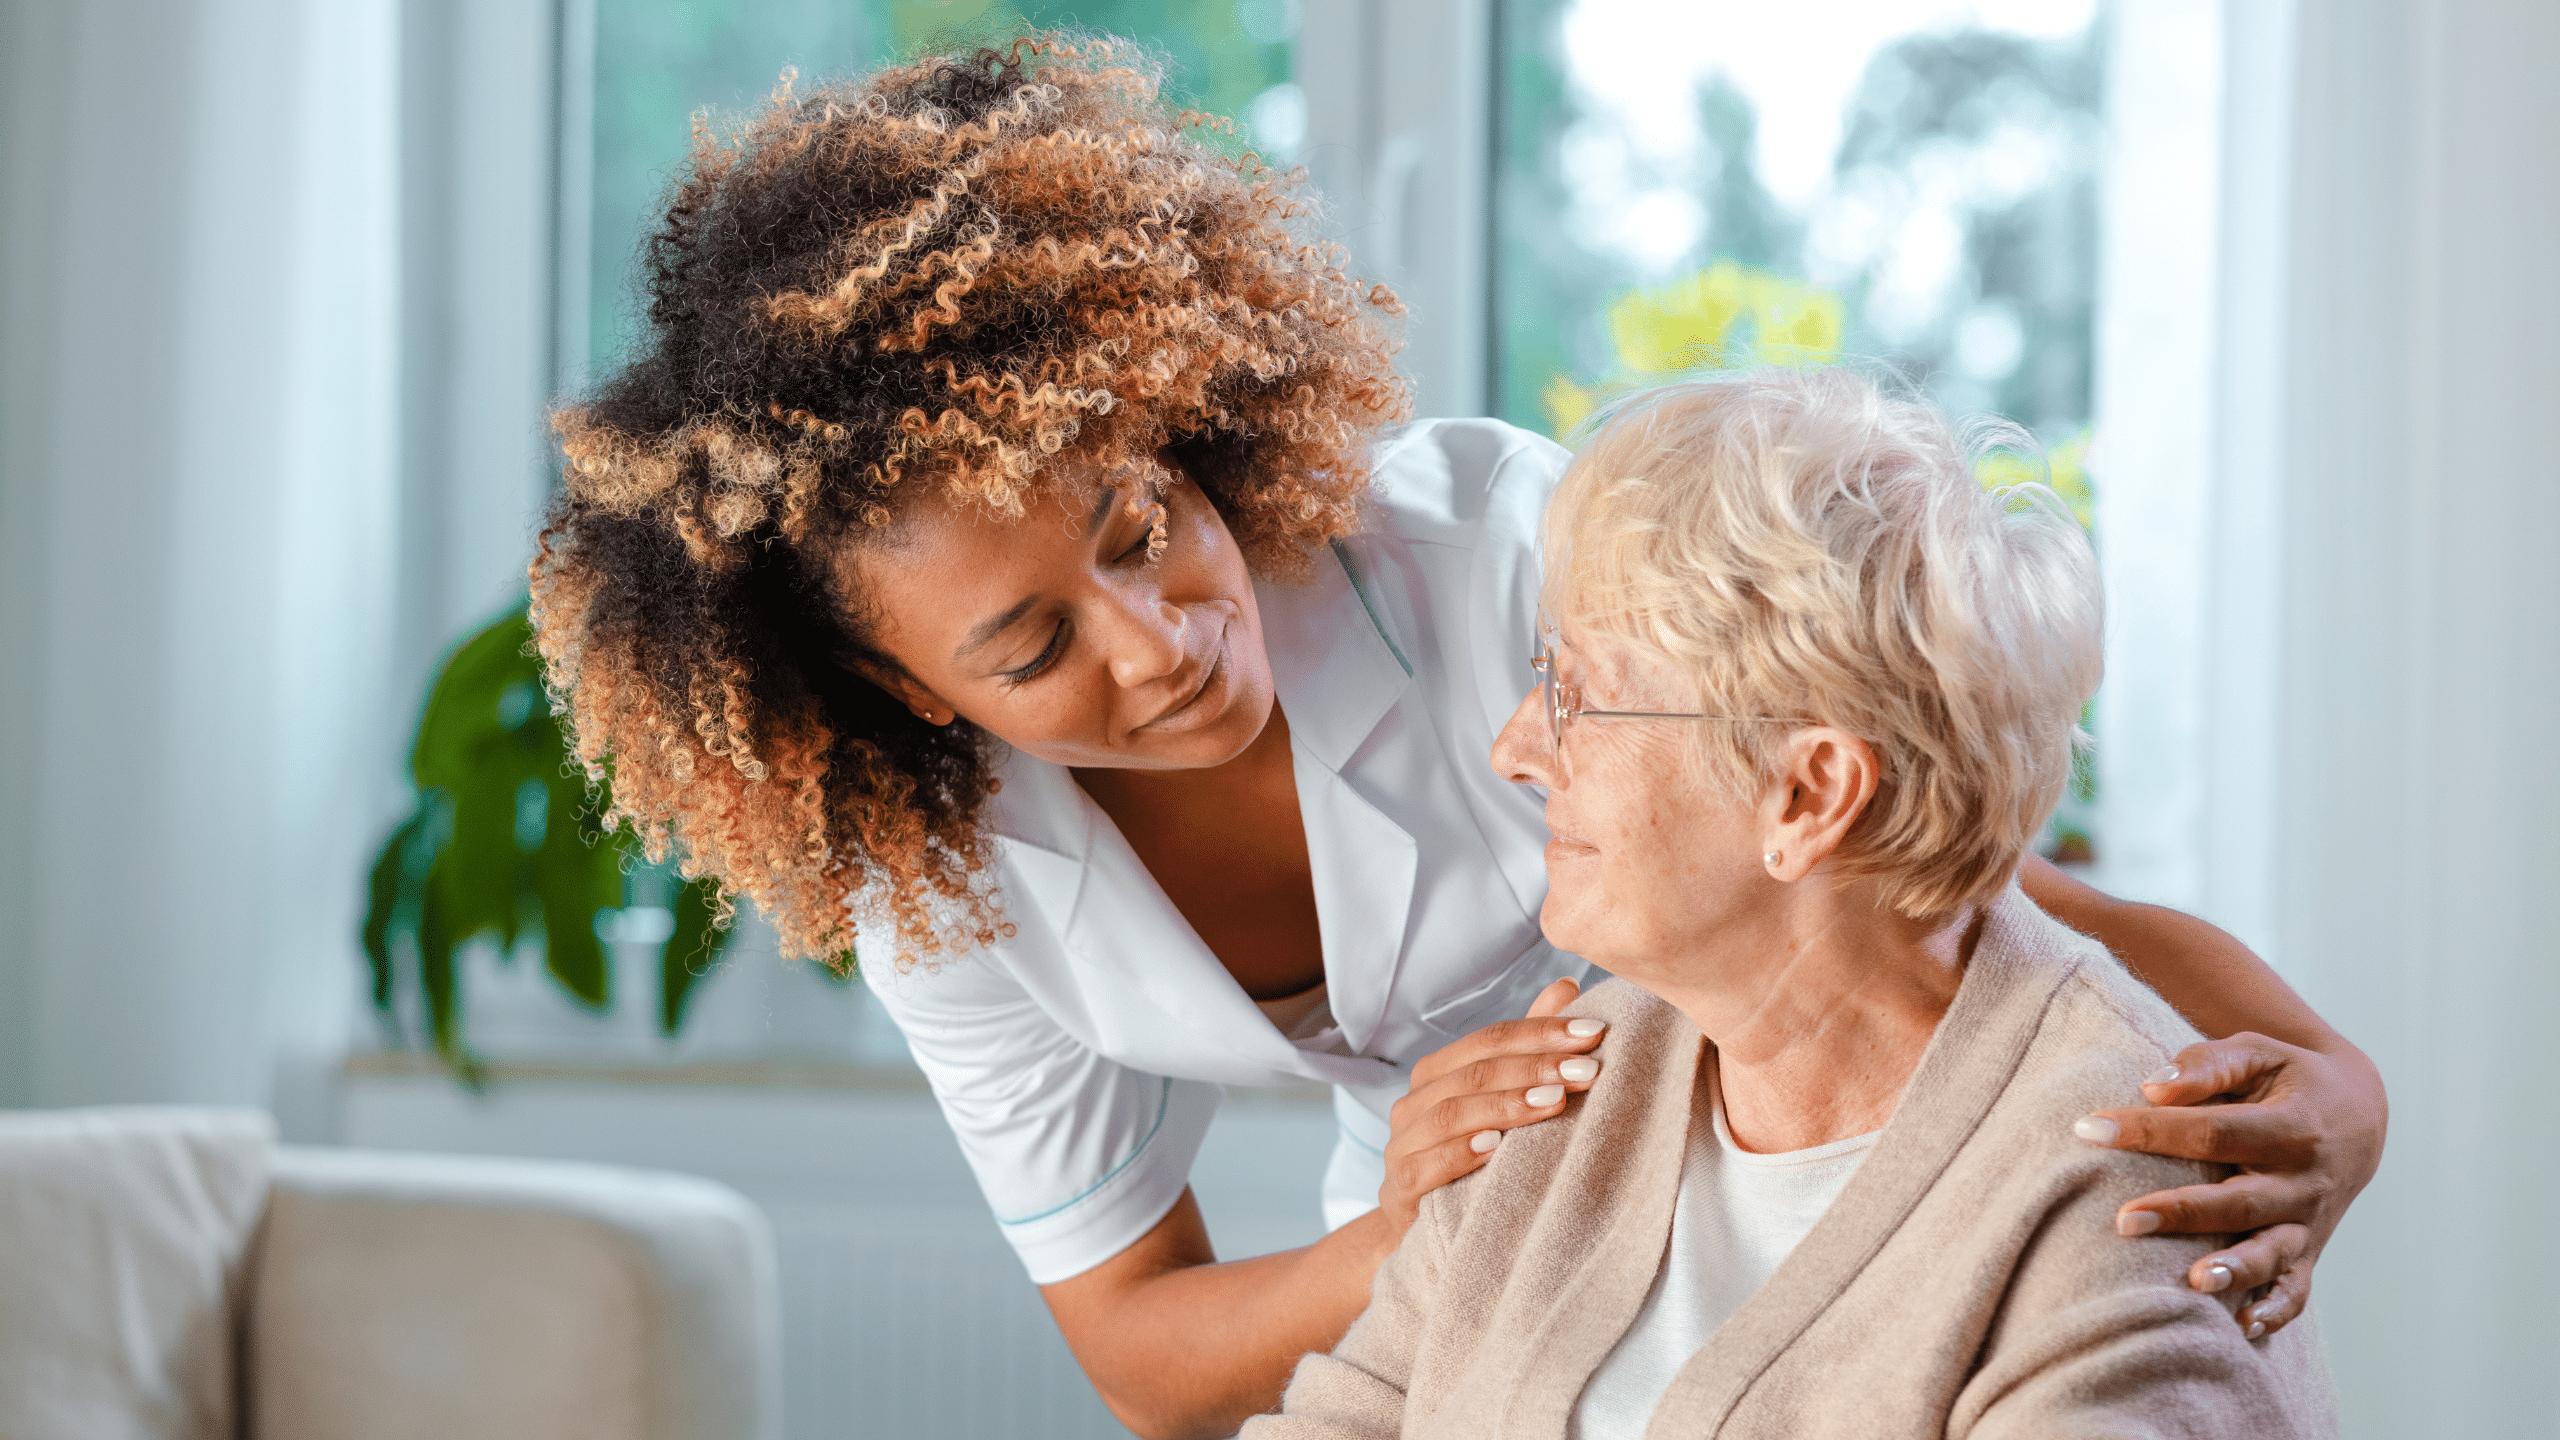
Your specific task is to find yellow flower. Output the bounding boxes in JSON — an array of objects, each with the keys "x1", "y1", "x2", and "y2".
[
  {"x1": 2046, "y1": 429, "x2": 2096, "y2": 531},
  {"x1": 1975, "y1": 427, "x2": 2095, "y2": 533},
  {"x1": 1543, "y1": 375, "x2": 1598, "y2": 437},
  {"x1": 1604, "y1": 260, "x2": 1843, "y2": 375}
]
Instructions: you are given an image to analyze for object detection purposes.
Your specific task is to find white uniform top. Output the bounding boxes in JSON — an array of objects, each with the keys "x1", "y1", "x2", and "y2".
[{"x1": 863, "y1": 419, "x2": 1591, "y2": 1284}]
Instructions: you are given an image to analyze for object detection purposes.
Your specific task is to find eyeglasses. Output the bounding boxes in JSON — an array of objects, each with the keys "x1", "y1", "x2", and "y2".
[{"x1": 1528, "y1": 632, "x2": 1786, "y2": 761}]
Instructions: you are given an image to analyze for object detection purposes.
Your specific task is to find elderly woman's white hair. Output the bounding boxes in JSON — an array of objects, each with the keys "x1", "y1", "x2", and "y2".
[{"x1": 1544, "y1": 366, "x2": 2102, "y2": 919}]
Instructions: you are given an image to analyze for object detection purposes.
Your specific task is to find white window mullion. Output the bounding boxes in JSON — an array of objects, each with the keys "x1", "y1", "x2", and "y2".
[{"x1": 1299, "y1": 0, "x2": 1495, "y2": 421}]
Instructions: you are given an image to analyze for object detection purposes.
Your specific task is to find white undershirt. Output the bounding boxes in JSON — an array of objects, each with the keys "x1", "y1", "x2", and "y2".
[
  {"x1": 1567, "y1": 1061, "x2": 1878, "y2": 1440},
  {"x1": 1252, "y1": 982, "x2": 1358, "y2": 1057},
  {"x1": 1252, "y1": 982, "x2": 1335, "y2": 1041}
]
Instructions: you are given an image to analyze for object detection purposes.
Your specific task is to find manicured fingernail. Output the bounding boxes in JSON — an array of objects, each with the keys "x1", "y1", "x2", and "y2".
[
  {"x1": 1470, "y1": 1129, "x2": 1502, "y2": 1154},
  {"x1": 1566, "y1": 1018, "x2": 1606, "y2": 1038},
  {"x1": 2072, "y1": 1116, "x2": 2120, "y2": 1144},
  {"x1": 2245, "y1": 1320, "x2": 2267, "y2": 1341},
  {"x1": 2199, "y1": 1262, "x2": 2233, "y2": 1293},
  {"x1": 2148, "y1": 1063, "x2": 2181, "y2": 1085},
  {"x1": 2115, "y1": 1210, "x2": 2161, "y2": 1237},
  {"x1": 1525, "y1": 1084, "x2": 1565, "y2": 1107},
  {"x1": 1559, "y1": 1057, "x2": 1599, "y2": 1082}
]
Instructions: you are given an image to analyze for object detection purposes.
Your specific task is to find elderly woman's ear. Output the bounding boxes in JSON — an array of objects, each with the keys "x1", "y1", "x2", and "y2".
[{"x1": 1757, "y1": 728, "x2": 1879, "y2": 884}]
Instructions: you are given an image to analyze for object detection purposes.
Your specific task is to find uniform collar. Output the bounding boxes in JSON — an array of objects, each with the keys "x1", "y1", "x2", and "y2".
[
  {"x1": 1257, "y1": 540, "x2": 1415, "y2": 773},
  {"x1": 1258, "y1": 541, "x2": 1420, "y2": 1055}
]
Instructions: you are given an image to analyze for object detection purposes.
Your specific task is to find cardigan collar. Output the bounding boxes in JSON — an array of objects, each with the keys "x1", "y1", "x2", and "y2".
[{"x1": 1504, "y1": 887, "x2": 2082, "y2": 1435}]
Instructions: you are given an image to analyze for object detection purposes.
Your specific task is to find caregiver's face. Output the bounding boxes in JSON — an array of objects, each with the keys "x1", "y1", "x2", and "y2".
[
  {"x1": 1490, "y1": 617, "x2": 1765, "y2": 975},
  {"x1": 847, "y1": 459, "x2": 1276, "y2": 772}
]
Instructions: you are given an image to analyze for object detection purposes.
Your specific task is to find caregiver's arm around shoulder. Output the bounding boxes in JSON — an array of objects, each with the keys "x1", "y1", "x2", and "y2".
[
  {"x1": 2017, "y1": 854, "x2": 2387, "y2": 1336},
  {"x1": 1040, "y1": 980, "x2": 1602, "y2": 1440}
]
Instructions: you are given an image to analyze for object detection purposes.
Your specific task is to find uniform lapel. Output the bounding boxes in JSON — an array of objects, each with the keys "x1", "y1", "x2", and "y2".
[
  {"x1": 984, "y1": 751, "x2": 1093, "y2": 929},
  {"x1": 986, "y1": 744, "x2": 1404, "y2": 1089},
  {"x1": 1257, "y1": 543, "x2": 1421, "y2": 1058}
]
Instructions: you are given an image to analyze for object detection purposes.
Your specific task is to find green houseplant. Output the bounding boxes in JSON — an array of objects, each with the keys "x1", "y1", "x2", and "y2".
[{"x1": 362, "y1": 604, "x2": 734, "y2": 1080}]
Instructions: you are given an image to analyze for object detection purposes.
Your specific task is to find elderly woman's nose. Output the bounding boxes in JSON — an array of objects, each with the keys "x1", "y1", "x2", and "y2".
[
  {"x1": 1101, "y1": 593, "x2": 1190, "y2": 688},
  {"x1": 1492, "y1": 686, "x2": 1556, "y2": 787}
]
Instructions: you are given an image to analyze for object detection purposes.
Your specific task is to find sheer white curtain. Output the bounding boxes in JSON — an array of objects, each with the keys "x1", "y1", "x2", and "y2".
[{"x1": 0, "y1": 0, "x2": 554, "y2": 1126}]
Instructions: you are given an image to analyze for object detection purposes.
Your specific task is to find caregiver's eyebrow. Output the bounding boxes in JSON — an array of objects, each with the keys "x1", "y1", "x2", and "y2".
[
  {"x1": 955, "y1": 596, "x2": 1039, "y2": 660},
  {"x1": 953, "y1": 485, "x2": 1124, "y2": 661}
]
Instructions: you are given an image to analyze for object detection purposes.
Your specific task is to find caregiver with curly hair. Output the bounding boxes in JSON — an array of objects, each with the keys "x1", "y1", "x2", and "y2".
[{"x1": 530, "y1": 34, "x2": 2380, "y2": 1439}]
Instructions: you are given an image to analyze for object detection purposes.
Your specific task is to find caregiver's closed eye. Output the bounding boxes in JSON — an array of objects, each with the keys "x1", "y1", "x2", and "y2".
[{"x1": 2076, "y1": 1031, "x2": 2384, "y2": 1337}]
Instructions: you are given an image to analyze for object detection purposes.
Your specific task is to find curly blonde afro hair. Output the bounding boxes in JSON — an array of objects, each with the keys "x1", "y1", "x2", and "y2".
[{"x1": 530, "y1": 34, "x2": 1410, "y2": 967}]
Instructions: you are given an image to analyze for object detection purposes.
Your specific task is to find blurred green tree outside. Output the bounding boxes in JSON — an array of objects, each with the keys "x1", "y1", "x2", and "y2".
[
  {"x1": 587, "y1": 0, "x2": 1296, "y2": 371},
  {"x1": 1493, "y1": 0, "x2": 2102, "y2": 443},
  {"x1": 1492, "y1": 0, "x2": 2103, "y2": 861}
]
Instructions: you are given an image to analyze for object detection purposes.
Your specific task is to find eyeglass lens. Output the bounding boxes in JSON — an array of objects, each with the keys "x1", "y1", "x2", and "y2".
[{"x1": 1538, "y1": 643, "x2": 1567, "y2": 756}]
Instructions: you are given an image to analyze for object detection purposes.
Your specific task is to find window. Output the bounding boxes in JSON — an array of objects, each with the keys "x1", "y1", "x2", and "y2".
[
  {"x1": 1492, "y1": 0, "x2": 2105, "y2": 859},
  {"x1": 573, "y1": 0, "x2": 1301, "y2": 376}
]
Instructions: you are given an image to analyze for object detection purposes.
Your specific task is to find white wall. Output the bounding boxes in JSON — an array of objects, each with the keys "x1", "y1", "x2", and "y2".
[
  {"x1": 2096, "y1": 1, "x2": 2560, "y2": 1427},
  {"x1": 2104, "y1": 0, "x2": 2560, "y2": 1430},
  {"x1": 0, "y1": 0, "x2": 402, "y2": 1113},
  {"x1": 2268, "y1": 2, "x2": 2560, "y2": 1433}
]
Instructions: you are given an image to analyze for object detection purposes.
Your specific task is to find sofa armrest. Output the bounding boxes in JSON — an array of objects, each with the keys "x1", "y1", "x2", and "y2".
[
  {"x1": 246, "y1": 1146, "x2": 779, "y2": 1440},
  {"x1": 0, "y1": 1107, "x2": 274, "y2": 1440}
]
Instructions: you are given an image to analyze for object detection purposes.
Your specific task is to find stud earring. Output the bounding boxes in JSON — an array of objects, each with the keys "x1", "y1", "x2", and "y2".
[{"x1": 1763, "y1": 851, "x2": 1782, "y2": 867}]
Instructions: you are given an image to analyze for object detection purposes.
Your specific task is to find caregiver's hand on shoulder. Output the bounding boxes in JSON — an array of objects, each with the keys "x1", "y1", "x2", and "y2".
[
  {"x1": 2074, "y1": 1030, "x2": 2387, "y2": 1339},
  {"x1": 1378, "y1": 977, "x2": 1606, "y2": 1241}
]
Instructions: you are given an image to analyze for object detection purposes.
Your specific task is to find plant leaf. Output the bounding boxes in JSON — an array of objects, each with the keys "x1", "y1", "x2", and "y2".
[
  {"x1": 372, "y1": 600, "x2": 734, "y2": 1076},
  {"x1": 532, "y1": 785, "x2": 616, "y2": 1011},
  {"x1": 661, "y1": 875, "x2": 735, "y2": 1035},
  {"x1": 361, "y1": 811, "x2": 426, "y2": 1015},
  {"x1": 415, "y1": 797, "x2": 465, "y2": 1073}
]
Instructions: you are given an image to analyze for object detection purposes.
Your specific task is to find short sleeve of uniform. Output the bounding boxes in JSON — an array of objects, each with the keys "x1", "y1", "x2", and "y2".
[{"x1": 859, "y1": 915, "x2": 1222, "y2": 1285}]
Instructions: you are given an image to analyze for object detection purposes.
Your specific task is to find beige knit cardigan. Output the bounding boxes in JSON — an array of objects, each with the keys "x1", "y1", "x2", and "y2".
[{"x1": 1245, "y1": 888, "x2": 2336, "y2": 1439}]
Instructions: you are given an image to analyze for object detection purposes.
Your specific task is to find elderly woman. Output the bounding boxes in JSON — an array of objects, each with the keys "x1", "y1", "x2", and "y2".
[{"x1": 1245, "y1": 369, "x2": 2337, "y2": 1439}]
